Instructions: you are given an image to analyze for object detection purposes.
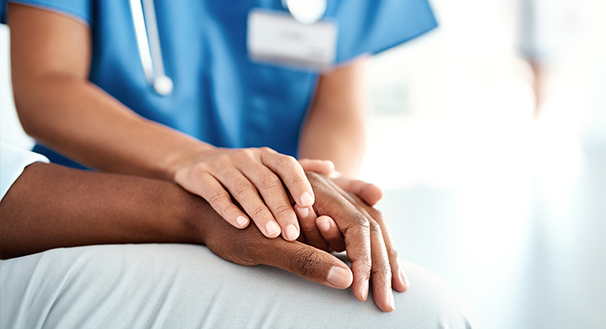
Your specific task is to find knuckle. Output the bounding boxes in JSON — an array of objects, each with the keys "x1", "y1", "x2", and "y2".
[
  {"x1": 191, "y1": 163, "x2": 209, "y2": 176},
  {"x1": 223, "y1": 204, "x2": 242, "y2": 217},
  {"x1": 260, "y1": 146, "x2": 275, "y2": 154},
  {"x1": 239, "y1": 148, "x2": 255, "y2": 159},
  {"x1": 260, "y1": 174, "x2": 281, "y2": 190},
  {"x1": 208, "y1": 190, "x2": 231, "y2": 204},
  {"x1": 233, "y1": 182, "x2": 253, "y2": 196},
  {"x1": 276, "y1": 155, "x2": 297, "y2": 169},
  {"x1": 273, "y1": 204, "x2": 293, "y2": 217},
  {"x1": 252, "y1": 205, "x2": 270, "y2": 217},
  {"x1": 314, "y1": 191, "x2": 346, "y2": 211},
  {"x1": 214, "y1": 154, "x2": 232, "y2": 166},
  {"x1": 353, "y1": 213, "x2": 371, "y2": 229},
  {"x1": 340, "y1": 212, "x2": 370, "y2": 236},
  {"x1": 368, "y1": 220, "x2": 382, "y2": 234},
  {"x1": 359, "y1": 254, "x2": 373, "y2": 271},
  {"x1": 371, "y1": 263, "x2": 393, "y2": 284},
  {"x1": 290, "y1": 174, "x2": 306, "y2": 187},
  {"x1": 290, "y1": 249, "x2": 321, "y2": 276}
]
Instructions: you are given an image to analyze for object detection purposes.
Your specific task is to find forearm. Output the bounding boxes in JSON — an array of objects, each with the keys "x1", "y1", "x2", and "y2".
[
  {"x1": 14, "y1": 74, "x2": 210, "y2": 181},
  {"x1": 299, "y1": 113, "x2": 366, "y2": 176},
  {"x1": 0, "y1": 162, "x2": 210, "y2": 259},
  {"x1": 298, "y1": 57, "x2": 369, "y2": 177},
  {"x1": 9, "y1": 2, "x2": 210, "y2": 181}
]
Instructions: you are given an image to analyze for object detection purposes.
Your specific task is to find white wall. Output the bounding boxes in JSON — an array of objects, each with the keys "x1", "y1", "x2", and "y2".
[
  {"x1": 0, "y1": 23, "x2": 34, "y2": 150},
  {"x1": 360, "y1": 0, "x2": 606, "y2": 328}
]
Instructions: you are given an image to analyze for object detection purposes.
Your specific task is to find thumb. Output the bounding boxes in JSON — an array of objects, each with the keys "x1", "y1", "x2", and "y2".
[
  {"x1": 298, "y1": 159, "x2": 335, "y2": 176},
  {"x1": 331, "y1": 176, "x2": 383, "y2": 206},
  {"x1": 261, "y1": 239, "x2": 353, "y2": 289}
]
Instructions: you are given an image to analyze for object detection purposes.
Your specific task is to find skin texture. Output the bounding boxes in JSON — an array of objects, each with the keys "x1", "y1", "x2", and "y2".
[
  {"x1": 7, "y1": 3, "x2": 376, "y2": 241},
  {"x1": 304, "y1": 172, "x2": 407, "y2": 312},
  {"x1": 0, "y1": 164, "x2": 407, "y2": 312},
  {"x1": 295, "y1": 163, "x2": 384, "y2": 254}
]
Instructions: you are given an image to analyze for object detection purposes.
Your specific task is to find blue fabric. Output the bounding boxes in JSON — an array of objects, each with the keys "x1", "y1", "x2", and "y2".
[
  {"x1": 1, "y1": 0, "x2": 90, "y2": 25},
  {"x1": 1, "y1": 0, "x2": 437, "y2": 168}
]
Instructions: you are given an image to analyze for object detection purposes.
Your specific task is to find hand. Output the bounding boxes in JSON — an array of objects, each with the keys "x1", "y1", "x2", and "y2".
[
  {"x1": 297, "y1": 160, "x2": 384, "y2": 252},
  {"x1": 200, "y1": 201, "x2": 354, "y2": 290},
  {"x1": 201, "y1": 171, "x2": 406, "y2": 312},
  {"x1": 298, "y1": 159, "x2": 383, "y2": 206},
  {"x1": 302, "y1": 172, "x2": 408, "y2": 312},
  {"x1": 175, "y1": 147, "x2": 315, "y2": 241}
]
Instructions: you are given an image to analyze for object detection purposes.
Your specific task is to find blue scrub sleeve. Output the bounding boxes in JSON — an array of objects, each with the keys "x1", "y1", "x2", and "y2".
[
  {"x1": 332, "y1": 0, "x2": 437, "y2": 63},
  {"x1": 0, "y1": 0, "x2": 91, "y2": 25}
]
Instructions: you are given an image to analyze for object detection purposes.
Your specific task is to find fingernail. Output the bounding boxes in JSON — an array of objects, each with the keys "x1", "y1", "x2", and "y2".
[
  {"x1": 401, "y1": 268, "x2": 410, "y2": 288},
  {"x1": 317, "y1": 217, "x2": 330, "y2": 232},
  {"x1": 285, "y1": 224, "x2": 299, "y2": 241},
  {"x1": 329, "y1": 170, "x2": 342, "y2": 179},
  {"x1": 362, "y1": 279, "x2": 369, "y2": 301},
  {"x1": 300, "y1": 192, "x2": 314, "y2": 207},
  {"x1": 388, "y1": 291, "x2": 395, "y2": 311},
  {"x1": 296, "y1": 206, "x2": 309, "y2": 218},
  {"x1": 265, "y1": 221, "x2": 281, "y2": 237},
  {"x1": 236, "y1": 216, "x2": 248, "y2": 228},
  {"x1": 398, "y1": 259, "x2": 410, "y2": 288},
  {"x1": 327, "y1": 267, "x2": 351, "y2": 288}
]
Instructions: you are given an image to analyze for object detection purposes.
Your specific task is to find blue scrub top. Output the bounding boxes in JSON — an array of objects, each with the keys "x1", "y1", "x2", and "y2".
[{"x1": 1, "y1": 0, "x2": 436, "y2": 169}]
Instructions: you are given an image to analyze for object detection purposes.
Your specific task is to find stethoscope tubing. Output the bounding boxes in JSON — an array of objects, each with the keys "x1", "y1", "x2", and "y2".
[
  {"x1": 129, "y1": 0, "x2": 327, "y2": 96},
  {"x1": 129, "y1": 0, "x2": 173, "y2": 95}
]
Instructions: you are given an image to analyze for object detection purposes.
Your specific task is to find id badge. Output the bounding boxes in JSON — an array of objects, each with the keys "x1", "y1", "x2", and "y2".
[{"x1": 247, "y1": 9, "x2": 338, "y2": 71}]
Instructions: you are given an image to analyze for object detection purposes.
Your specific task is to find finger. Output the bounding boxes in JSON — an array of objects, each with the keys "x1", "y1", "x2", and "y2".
[
  {"x1": 214, "y1": 168, "x2": 281, "y2": 238},
  {"x1": 259, "y1": 238, "x2": 353, "y2": 289},
  {"x1": 368, "y1": 220, "x2": 395, "y2": 312},
  {"x1": 305, "y1": 172, "x2": 372, "y2": 302},
  {"x1": 238, "y1": 164, "x2": 300, "y2": 241},
  {"x1": 191, "y1": 172, "x2": 250, "y2": 229},
  {"x1": 340, "y1": 196, "x2": 396, "y2": 311},
  {"x1": 345, "y1": 192, "x2": 407, "y2": 299},
  {"x1": 396, "y1": 259, "x2": 411, "y2": 292},
  {"x1": 295, "y1": 205, "x2": 330, "y2": 250},
  {"x1": 316, "y1": 216, "x2": 345, "y2": 252},
  {"x1": 298, "y1": 159, "x2": 335, "y2": 176},
  {"x1": 332, "y1": 176, "x2": 383, "y2": 206},
  {"x1": 345, "y1": 221, "x2": 372, "y2": 303},
  {"x1": 296, "y1": 231, "x2": 307, "y2": 244},
  {"x1": 261, "y1": 150, "x2": 315, "y2": 208},
  {"x1": 362, "y1": 204, "x2": 409, "y2": 293},
  {"x1": 321, "y1": 177, "x2": 398, "y2": 310},
  {"x1": 206, "y1": 209, "x2": 352, "y2": 289}
]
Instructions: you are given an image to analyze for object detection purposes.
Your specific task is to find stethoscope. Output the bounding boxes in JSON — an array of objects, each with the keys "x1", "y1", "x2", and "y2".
[{"x1": 129, "y1": 0, "x2": 327, "y2": 96}]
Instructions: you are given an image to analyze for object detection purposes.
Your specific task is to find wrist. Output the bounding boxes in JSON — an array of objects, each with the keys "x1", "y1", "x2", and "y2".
[
  {"x1": 166, "y1": 141, "x2": 216, "y2": 182},
  {"x1": 174, "y1": 187, "x2": 215, "y2": 245}
]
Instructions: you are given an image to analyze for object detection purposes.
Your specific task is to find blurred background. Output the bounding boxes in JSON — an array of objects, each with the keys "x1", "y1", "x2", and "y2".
[{"x1": 1, "y1": 0, "x2": 605, "y2": 328}]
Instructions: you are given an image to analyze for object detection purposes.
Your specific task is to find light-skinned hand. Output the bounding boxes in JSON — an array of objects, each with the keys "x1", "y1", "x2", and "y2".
[{"x1": 175, "y1": 147, "x2": 317, "y2": 241}]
